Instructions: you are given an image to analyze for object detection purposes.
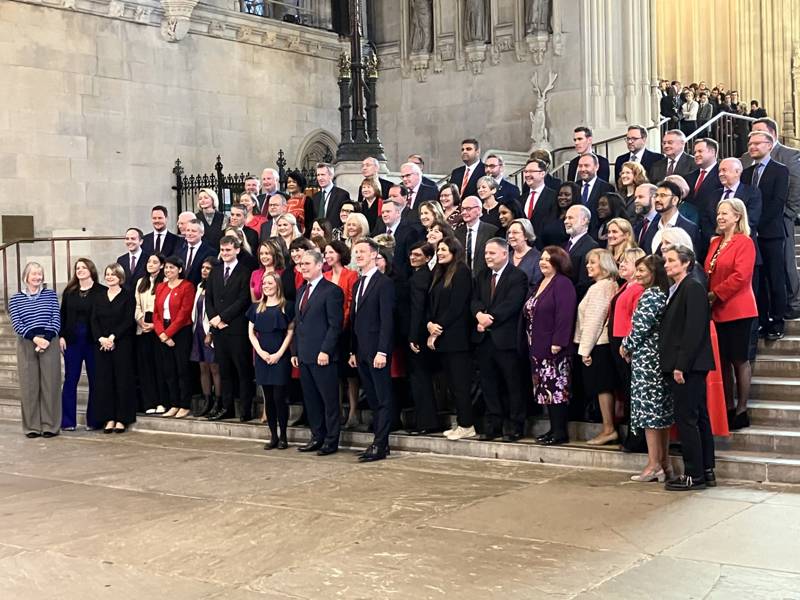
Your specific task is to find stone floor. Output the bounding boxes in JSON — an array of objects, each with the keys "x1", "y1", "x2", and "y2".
[{"x1": 1, "y1": 420, "x2": 800, "y2": 599}]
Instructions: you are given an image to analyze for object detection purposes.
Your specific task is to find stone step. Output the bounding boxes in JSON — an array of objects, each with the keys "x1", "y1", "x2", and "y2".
[
  {"x1": 0, "y1": 364, "x2": 18, "y2": 384},
  {"x1": 749, "y1": 400, "x2": 800, "y2": 429},
  {"x1": 750, "y1": 377, "x2": 800, "y2": 402},
  {"x1": 752, "y1": 354, "x2": 800, "y2": 377},
  {"x1": 785, "y1": 320, "x2": 800, "y2": 335},
  {"x1": 721, "y1": 426, "x2": 800, "y2": 455},
  {"x1": 758, "y1": 335, "x2": 800, "y2": 355}
]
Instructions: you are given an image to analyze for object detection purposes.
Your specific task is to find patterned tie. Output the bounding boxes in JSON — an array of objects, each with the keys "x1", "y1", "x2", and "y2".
[
  {"x1": 130, "y1": 254, "x2": 136, "y2": 274},
  {"x1": 223, "y1": 266, "x2": 230, "y2": 283},
  {"x1": 667, "y1": 159, "x2": 676, "y2": 175},
  {"x1": 321, "y1": 190, "x2": 329, "y2": 217},
  {"x1": 630, "y1": 153, "x2": 637, "y2": 162},
  {"x1": 466, "y1": 227, "x2": 474, "y2": 269},
  {"x1": 460, "y1": 167, "x2": 470, "y2": 196},
  {"x1": 638, "y1": 218, "x2": 649, "y2": 245},
  {"x1": 723, "y1": 189, "x2": 732, "y2": 200}
]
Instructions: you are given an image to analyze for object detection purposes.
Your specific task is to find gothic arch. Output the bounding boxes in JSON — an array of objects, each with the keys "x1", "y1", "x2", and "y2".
[{"x1": 295, "y1": 129, "x2": 339, "y2": 170}]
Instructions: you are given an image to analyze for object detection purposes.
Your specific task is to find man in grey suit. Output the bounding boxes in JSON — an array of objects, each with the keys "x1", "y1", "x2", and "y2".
[
  {"x1": 741, "y1": 118, "x2": 800, "y2": 319},
  {"x1": 649, "y1": 129, "x2": 697, "y2": 183},
  {"x1": 455, "y1": 195, "x2": 498, "y2": 277}
]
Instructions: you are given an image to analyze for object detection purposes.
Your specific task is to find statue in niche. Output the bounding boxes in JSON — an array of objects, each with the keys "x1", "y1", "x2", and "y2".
[
  {"x1": 410, "y1": 0, "x2": 433, "y2": 53},
  {"x1": 529, "y1": 71, "x2": 558, "y2": 151},
  {"x1": 464, "y1": 0, "x2": 486, "y2": 43},
  {"x1": 525, "y1": 0, "x2": 552, "y2": 34}
]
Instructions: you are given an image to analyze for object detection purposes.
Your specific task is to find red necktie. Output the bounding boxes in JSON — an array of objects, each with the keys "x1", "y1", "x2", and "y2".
[
  {"x1": 299, "y1": 283, "x2": 311, "y2": 313},
  {"x1": 527, "y1": 190, "x2": 537, "y2": 219},
  {"x1": 638, "y1": 218, "x2": 649, "y2": 245},
  {"x1": 693, "y1": 169, "x2": 706, "y2": 193},
  {"x1": 460, "y1": 167, "x2": 470, "y2": 195}
]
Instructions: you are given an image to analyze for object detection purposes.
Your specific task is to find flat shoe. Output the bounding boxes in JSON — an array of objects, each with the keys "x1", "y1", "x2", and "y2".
[
  {"x1": 586, "y1": 431, "x2": 619, "y2": 446},
  {"x1": 25, "y1": 432, "x2": 41, "y2": 439}
]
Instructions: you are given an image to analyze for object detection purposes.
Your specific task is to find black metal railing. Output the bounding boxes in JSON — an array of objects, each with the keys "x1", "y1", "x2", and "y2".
[{"x1": 684, "y1": 111, "x2": 757, "y2": 159}]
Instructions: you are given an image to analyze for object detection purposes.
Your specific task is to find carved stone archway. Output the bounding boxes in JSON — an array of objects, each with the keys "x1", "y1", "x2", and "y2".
[{"x1": 296, "y1": 129, "x2": 339, "y2": 171}]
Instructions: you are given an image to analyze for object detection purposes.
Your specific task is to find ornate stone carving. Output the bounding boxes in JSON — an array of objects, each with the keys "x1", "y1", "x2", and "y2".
[
  {"x1": 463, "y1": 0, "x2": 486, "y2": 44},
  {"x1": 528, "y1": 70, "x2": 558, "y2": 152},
  {"x1": 526, "y1": 32, "x2": 549, "y2": 65},
  {"x1": 208, "y1": 20, "x2": 225, "y2": 37},
  {"x1": 62, "y1": 0, "x2": 76, "y2": 9},
  {"x1": 236, "y1": 26, "x2": 252, "y2": 42},
  {"x1": 489, "y1": 43, "x2": 502, "y2": 66},
  {"x1": 134, "y1": 6, "x2": 151, "y2": 23},
  {"x1": 409, "y1": 0, "x2": 433, "y2": 54},
  {"x1": 410, "y1": 54, "x2": 430, "y2": 82},
  {"x1": 159, "y1": 0, "x2": 199, "y2": 43},
  {"x1": 108, "y1": 0, "x2": 125, "y2": 17},
  {"x1": 464, "y1": 42, "x2": 486, "y2": 74},
  {"x1": 338, "y1": 52, "x2": 352, "y2": 79}
]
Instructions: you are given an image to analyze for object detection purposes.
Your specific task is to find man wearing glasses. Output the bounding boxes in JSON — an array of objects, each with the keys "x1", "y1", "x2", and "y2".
[
  {"x1": 520, "y1": 158, "x2": 558, "y2": 240},
  {"x1": 455, "y1": 196, "x2": 498, "y2": 277},
  {"x1": 613, "y1": 125, "x2": 664, "y2": 181},
  {"x1": 640, "y1": 180, "x2": 701, "y2": 255}
]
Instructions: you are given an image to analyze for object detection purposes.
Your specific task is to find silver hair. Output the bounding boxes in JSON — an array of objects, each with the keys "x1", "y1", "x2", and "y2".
[
  {"x1": 401, "y1": 162, "x2": 422, "y2": 176},
  {"x1": 21, "y1": 261, "x2": 45, "y2": 292},
  {"x1": 477, "y1": 175, "x2": 498, "y2": 191},
  {"x1": 664, "y1": 129, "x2": 687, "y2": 142}
]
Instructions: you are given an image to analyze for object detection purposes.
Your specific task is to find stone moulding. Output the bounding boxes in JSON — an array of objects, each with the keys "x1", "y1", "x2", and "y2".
[{"x1": 9, "y1": 0, "x2": 341, "y2": 60}]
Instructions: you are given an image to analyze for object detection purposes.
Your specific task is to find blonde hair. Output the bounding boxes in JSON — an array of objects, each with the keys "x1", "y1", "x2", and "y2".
[
  {"x1": 586, "y1": 248, "x2": 618, "y2": 280},
  {"x1": 104, "y1": 263, "x2": 126, "y2": 285},
  {"x1": 21, "y1": 261, "x2": 45, "y2": 294},
  {"x1": 717, "y1": 198, "x2": 751, "y2": 236},
  {"x1": 606, "y1": 217, "x2": 636, "y2": 262},
  {"x1": 197, "y1": 188, "x2": 219, "y2": 210},
  {"x1": 661, "y1": 227, "x2": 694, "y2": 252},
  {"x1": 620, "y1": 247, "x2": 646, "y2": 269},
  {"x1": 276, "y1": 213, "x2": 302, "y2": 240},
  {"x1": 344, "y1": 212, "x2": 370, "y2": 243},
  {"x1": 256, "y1": 272, "x2": 286, "y2": 313}
]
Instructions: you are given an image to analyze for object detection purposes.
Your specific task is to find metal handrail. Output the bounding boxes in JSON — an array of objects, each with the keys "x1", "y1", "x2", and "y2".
[{"x1": 0, "y1": 236, "x2": 124, "y2": 310}]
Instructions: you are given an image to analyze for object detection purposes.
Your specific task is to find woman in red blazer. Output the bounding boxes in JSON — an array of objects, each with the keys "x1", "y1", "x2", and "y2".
[
  {"x1": 154, "y1": 255, "x2": 197, "y2": 418},
  {"x1": 704, "y1": 198, "x2": 758, "y2": 430}
]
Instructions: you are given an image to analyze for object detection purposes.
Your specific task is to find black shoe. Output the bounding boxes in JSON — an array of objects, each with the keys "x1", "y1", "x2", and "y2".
[
  {"x1": 317, "y1": 444, "x2": 338, "y2": 456},
  {"x1": 42, "y1": 431, "x2": 58, "y2": 439},
  {"x1": 704, "y1": 469, "x2": 717, "y2": 487},
  {"x1": 479, "y1": 432, "x2": 500, "y2": 441},
  {"x1": 297, "y1": 439, "x2": 323, "y2": 453},
  {"x1": 536, "y1": 430, "x2": 553, "y2": 443},
  {"x1": 732, "y1": 411, "x2": 750, "y2": 431},
  {"x1": 114, "y1": 426, "x2": 126, "y2": 434},
  {"x1": 540, "y1": 436, "x2": 568, "y2": 446},
  {"x1": 408, "y1": 428, "x2": 439, "y2": 436},
  {"x1": 103, "y1": 427, "x2": 114, "y2": 434},
  {"x1": 239, "y1": 414, "x2": 253, "y2": 423},
  {"x1": 358, "y1": 444, "x2": 388, "y2": 462},
  {"x1": 277, "y1": 439, "x2": 288, "y2": 450},
  {"x1": 502, "y1": 433, "x2": 522, "y2": 443},
  {"x1": 209, "y1": 409, "x2": 235, "y2": 421},
  {"x1": 25, "y1": 431, "x2": 41, "y2": 439},
  {"x1": 665, "y1": 475, "x2": 706, "y2": 491},
  {"x1": 766, "y1": 330, "x2": 785, "y2": 341},
  {"x1": 785, "y1": 308, "x2": 800, "y2": 320},
  {"x1": 264, "y1": 438, "x2": 279, "y2": 450},
  {"x1": 726, "y1": 408, "x2": 736, "y2": 429},
  {"x1": 357, "y1": 444, "x2": 391, "y2": 458}
]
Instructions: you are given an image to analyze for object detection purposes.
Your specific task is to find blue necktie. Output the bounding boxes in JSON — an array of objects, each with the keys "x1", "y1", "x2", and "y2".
[{"x1": 581, "y1": 183, "x2": 589, "y2": 205}]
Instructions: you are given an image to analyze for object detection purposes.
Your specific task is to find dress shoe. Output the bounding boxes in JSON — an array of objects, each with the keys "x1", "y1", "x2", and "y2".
[
  {"x1": 478, "y1": 432, "x2": 500, "y2": 441},
  {"x1": 586, "y1": 431, "x2": 619, "y2": 446},
  {"x1": 631, "y1": 469, "x2": 665, "y2": 483},
  {"x1": 731, "y1": 411, "x2": 750, "y2": 431},
  {"x1": 766, "y1": 330, "x2": 785, "y2": 341},
  {"x1": 357, "y1": 445, "x2": 390, "y2": 458},
  {"x1": 239, "y1": 414, "x2": 253, "y2": 423},
  {"x1": 209, "y1": 409, "x2": 235, "y2": 421},
  {"x1": 103, "y1": 427, "x2": 114, "y2": 434},
  {"x1": 25, "y1": 431, "x2": 41, "y2": 439},
  {"x1": 665, "y1": 474, "x2": 706, "y2": 491},
  {"x1": 264, "y1": 438, "x2": 279, "y2": 451},
  {"x1": 114, "y1": 425, "x2": 126, "y2": 434},
  {"x1": 277, "y1": 439, "x2": 289, "y2": 450},
  {"x1": 317, "y1": 444, "x2": 339, "y2": 456},
  {"x1": 358, "y1": 445, "x2": 388, "y2": 462},
  {"x1": 536, "y1": 430, "x2": 553, "y2": 443},
  {"x1": 704, "y1": 469, "x2": 717, "y2": 487},
  {"x1": 42, "y1": 431, "x2": 58, "y2": 439},
  {"x1": 539, "y1": 436, "x2": 568, "y2": 446},
  {"x1": 297, "y1": 439, "x2": 323, "y2": 453},
  {"x1": 726, "y1": 408, "x2": 736, "y2": 429},
  {"x1": 502, "y1": 433, "x2": 522, "y2": 443}
]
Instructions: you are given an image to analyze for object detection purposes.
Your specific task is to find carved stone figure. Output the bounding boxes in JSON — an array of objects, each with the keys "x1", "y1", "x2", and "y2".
[
  {"x1": 529, "y1": 71, "x2": 558, "y2": 151},
  {"x1": 410, "y1": 0, "x2": 433, "y2": 53},
  {"x1": 464, "y1": 0, "x2": 486, "y2": 43},
  {"x1": 526, "y1": 0, "x2": 551, "y2": 35}
]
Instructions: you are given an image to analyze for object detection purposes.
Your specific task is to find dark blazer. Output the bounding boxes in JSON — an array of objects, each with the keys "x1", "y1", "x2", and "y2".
[
  {"x1": 292, "y1": 277, "x2": 344, "y2": 364},
  {"x1": 581, "y1": 178, "x2": 616, "y2": 216},
  {"x1": 450, "y1": 161, "x2": 486, "y2": 199},
  {"x1": 700, "y1": 184, "x2": 762, "y2": 251},
  {"x1": 312, "y1": 186, "x2": 351, "y2": 228},
  {"x1": 142, "y1": 230, "x2": 179, "y2": 258},
  {"x1": 614, "y1": 149, "x2": 665, "y2": 182},
  {"x1": 240, "y1": 226, "x2": 259, "y2": 255},
  {"x1": 408, "y1": 266, "x2": 433, "y2": 346},
  {"x1": 742, "y1": 159, "x2": 789, "y2": 239},
  {"x1": 421, "y1": 175, "x2": 437, "y2": 187},
  {"x1": 117, "y1": 251, "x2": 150, "y2": 292},
  {"x1": 521, "y1": 187, "x2": 559, "y2": 243},
  {"x1": 660, "y1": 94, "x2": 681, "y2": 122},
  {"x1": 350, "y1": 271, "x2": 395, "y2": 359},
  {"x1": 455, "y1": 221, "x2": 498, "y2": 277},
  {"x1": 174, "y1": 240, "x2": 215, "y2": 286},
  {"x1": 685, "y1": 164, "x2": 721, "y2": 216},
  {"x1": 495, "y1": 179, "x2": 522, "y2": 205},
  {"x1": 372, "y1": 220, "x2": 425, "y2": 280},
  {"x1": 567, "y1": 154, "x2": 611, "y2": 183},
  {"x1": 357, "y1": 177, "x2": 393, "y2": 203},
  {"x1": 640, "y1": 212, "x2": 701, "y2": 256},
  {"x1": 91, "y1": 288, "x2": 136, "y2": 343},
  {"x1": 59, "y1": 282, "x2": 105, "y2": 343},
  {"x1": 470, "y1": 264, "x2": 527, "y2": 350},
  {"x1": 566, "y1": 233, "x2": 598, "y2": 300},
  {"x1": 649, "y1": 153, "x2": 697, "y2": 183},
  {"x1": 428, "y1": 263, "x2": 473, "y2": 352},
  {"x1": 204, "y1": 261, "x2": 253, "y2": 337},
  {"x1": 408, "y1": 182, "x2": 439, "y2": 213},
  {"x1": 196, "y1": 211, "x2": 226, "y2": 250},
  {"x1": 659, "y1": 276, "x2": 715, "y2": 373}
]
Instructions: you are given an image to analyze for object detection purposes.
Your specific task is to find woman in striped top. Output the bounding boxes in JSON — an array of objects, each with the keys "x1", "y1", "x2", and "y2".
[{"x1": 8, "y1": 262, "x2": 62, "y2": 438}]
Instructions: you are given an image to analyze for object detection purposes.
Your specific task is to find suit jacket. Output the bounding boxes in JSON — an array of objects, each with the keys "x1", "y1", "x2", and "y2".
[
  {"x1": 581, "y1": 178, "x2": 615, "y2": 217},
  {"x1": 649, "y1": 153, "x2": 697, "y2": 183},
  {"x1": 239, "y1": 226, "x2": 259, "y2": 254},
  {"x1": 470, "y1": 264, "x2": 527, "y2": 350},
  {"x1": 659, "y1": 276, "x2": 715, "y2": 373},
  {"x1": 408, "y1": 266, "x2": 433, "y2": 346},
  {"x1": 421, "y1": 175, "x2": 437, "y2": 187},
  {"x1": 660, "y1": 94, "x2": 681, "y2": 121},
  {"x1": 520, "y1": 186, "x2": 559, "y2": 243},
  {"x1": 456, "y1": 221, "x2": 498, "y2": 277},
  {"x1": 567, "y1": 233, "x2": 598, "y2": 300},
  {"x1": 117, "y1": 251, "x2": 150, "y2": 292},
  {"x1": 406, "y1": 182, "x2": 439, "y2": 214},
  {"x1": 153, "y1": 279, "x2": 196, "y2": 338},
  {"x1": 697, "y1": 102, "x2": 714, "y2": 125},
  {"x1": 741, "y1": 142, "x2": 800, "y2": 219},
  {"x1": 613, "y1": 149, "x2": 665, "y2": 182},
  {"x1": 292, "y1": 277, "x2": 344, "y2": 364},
  {"x1": 204, "y1": 261, "x2": 253, "y2": 337},
  {"x1": 174, "y1": 240, "x2": 215, "y2": 285},
  {"x1": 567, "y1": 154, "x2": 611, "y2": 183},
  {"x1": 685, "y1": 164, "x2": 721, "y2": 216},
  {"x1": 640, "y1": 213, "x2": 701, "y2": 256},
  {"x1": 700, "y1": 184, "x2": 762, "y2": 252},
  {"x1": 312, "y1": 186, "x2": 351, "y2": 228},
  {"x1": 350, "y1": 271, "x2": 395, "y2": 360},
  {"x1": 742, "y1": 159, "x2": 790, "y2": 239},
  {"x1": 372, "y1": 221, "x2": 425, "y2": 280},
  {"x1": 428, "y1": 263, "x2": 473, "y2": 352},
  {"x1": 450, "y1": 161, "x2": 486, "y2": 199},
  {"x1": 495, "y1": 179, "x2": 522, "y2": 205},
  {"x1": 59, "y1": 282, "x2": 105, "y2": 343},
  {"x1": 142, "y1": 230, "x2": 179, "y2": 258}
]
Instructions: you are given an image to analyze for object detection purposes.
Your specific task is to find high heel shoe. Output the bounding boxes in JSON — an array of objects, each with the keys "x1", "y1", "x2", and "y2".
[{"x1": 631, "y1": 469, "x2": 665, "y2": 482}]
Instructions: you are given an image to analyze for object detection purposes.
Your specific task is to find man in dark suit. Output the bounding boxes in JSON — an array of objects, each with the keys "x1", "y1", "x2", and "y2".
[
  {"x1": 257, "y1": 168, "x2": 280, "y2": 215},
  {"x1": 702, "y1": 158, "x2": 762, "y2": 249},
  {"x1": 519, "y1": 158, "x2": 558, "y2": 241},
  {"x1": 471, "y1": 238, "x2": 528, "y2": 441},
  {"x1": 312, "y1": 163, "x2": 351, "y2": 228},
  {"x1": 228, "y1": 203, "x2": 259, "y2": 251},
  {"x1": 348, "y1": 238, "x2": 395, "y2": 462},
  {"x1": 258, "y1": 193, "x2": 289, "y2": 242},
  {"x1": 455, "y1": 196, "x2": 498, "y2": 277},
  {"x1": 449, "y1": 138, "x2": 486, "y2": 199},
  {"x1": 484, "y1": 153, "x2": 521, "y2": 205},
  {"x1": 566, "y1": 126, "x2": 611, "y2": 182},
  {"x1": 205, "y1": 235, "x2": 255, "y2": 421},
  {"x1": 649, "y1": 129, "x2": 697, "y2": 182},
  {"x1": 613, "y1": 125, "x2": 664, "y2": 182},
  {"x1": 683, "y1": 138, "x2": 721, "y2": 248},
  {"x1": 142, "y1": 206, "x2": 179, "y2": 257},
  {"x1": 660, "y1": 92, "x2": 681, "y2": 130},
  {"x1": 563, "y1": 205, "x2": 598, "y2": 300},
  {"x1": 117, "y1": 227, "x2": 149, "y2": 292},
  {"x1": 175, "y1": 219, "x2": 215, "y2": 285},
  {"x1": 290, "y1": 249, "x2": 344, "y2": 453},
  {"x1": 640, "y1": 180, "x2": 702, "y2": 256},
  {"x1": 632, "y1": 183, "x2": 659, "y2": 246},
  {"x1": 372, "y1": 190, "x2": 425, "y2": 279},
  {"x1": 407, "y1": 153, "x2": 437, "y2": 187},
  {"x1": 399, "y1": 162, "x2": 438, "y2": 214},
  {"x1": 576, "y1": 154, "x2": 615, "y2": 218},
  {"x1": 743, "y1": 130, "x2": 790, "y2": 339},
  {"x1": 357, "y1": 157, "x2": 393, "y2": 201}
]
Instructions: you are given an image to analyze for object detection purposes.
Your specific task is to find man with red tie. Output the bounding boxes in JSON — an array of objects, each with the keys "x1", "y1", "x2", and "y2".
[
  {"x1": 449, "y1": 138, "x2": 486, "y2": 199},
  {"x1": 632, "y1": 183, "x2": 658, "y2": 247},
  {"x1": 520, "y1": 158, "x2": 557, "y2": 241}
]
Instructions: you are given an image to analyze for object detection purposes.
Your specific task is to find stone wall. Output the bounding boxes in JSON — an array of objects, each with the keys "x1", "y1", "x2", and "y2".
[{"x1": 0, "y1": 0, "x2": 342, "y2": 240}]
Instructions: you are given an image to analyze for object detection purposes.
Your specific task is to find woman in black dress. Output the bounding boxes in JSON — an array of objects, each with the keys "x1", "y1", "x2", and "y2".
[{"x1": 92, "y1": 264, "x2": 136, "y2": 433}]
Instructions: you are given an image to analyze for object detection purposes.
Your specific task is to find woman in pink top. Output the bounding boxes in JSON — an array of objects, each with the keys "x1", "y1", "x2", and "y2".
[{"x1": 250, "y1": 240, "x2": 285, "y2": 303}]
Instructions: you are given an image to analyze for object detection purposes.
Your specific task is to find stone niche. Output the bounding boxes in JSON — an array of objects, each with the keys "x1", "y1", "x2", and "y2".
[{"x1": 0, "y1": 0, "x2": 342, "y2": 236}]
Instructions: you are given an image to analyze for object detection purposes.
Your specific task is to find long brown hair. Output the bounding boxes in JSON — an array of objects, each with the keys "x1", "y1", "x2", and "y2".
[
  {"x1": 431, "y1": 237, "x2": 465, "y2": 289},
  {"x1": 63, "y1": 258, "x2": 99, "y2": 294},
  {"x1": 256, "y1": 272, "x2": 287, "y2": 313}
]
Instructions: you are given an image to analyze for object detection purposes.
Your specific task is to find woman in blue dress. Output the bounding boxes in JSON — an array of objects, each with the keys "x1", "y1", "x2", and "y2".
[{"x1": 247, "y1": 271, "x2": 295, "y2": 450}]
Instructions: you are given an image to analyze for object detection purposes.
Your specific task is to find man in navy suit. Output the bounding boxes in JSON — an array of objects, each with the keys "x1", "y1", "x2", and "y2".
[
  {"x1": 175, "y1": 220, "x2": 215, "y2": 285},
  {"x1": 312, "y1": 163, "x2": 351, "y2": 228},
  {"x1": 641, "y1": 180, "x2": 701, "y2": 256},
  {"x1": 449, "y1": 138, "x2": 486, "y2": 199},
  {"x1": 399, "y1": 162, "x2": 438, "y2": 214},
  {"x1": 743, "y1": 131, "x2": 790, "y2": 339},
  {"x1": 142, "y1": 206, "x2": 179, "y2": 258},
  {"x1": 683, "y1": 138, "x2": 721, "y2": 249},
  {"x1": 649, "y1": 129, "x2": 697, "y2": 182},
  {"x1": 348, "y1": 238, "x2": 395, "y2": 462},
  {"x1": 372, "y1": 191, "x2": 425, "y2": 279},
  {"x1": 613, "y1": 125, "x2": 664, "y2": 182},
  {"x1": 566, "y1": 126, "x2": 611, "y2": 182},
  {"x1": 576, "y1": 154, "x2": 615, "y2": 218},
  {"x1": 519, "y1": 158, "x2": 558, "y2": 241},
  {"x1": 564, "y1": 205, "x2": 598, "y2": 300},
  {"x1": 703, "y1": 158, "x2": 762, "y2": 249},
  {"x1": 117, "y1": 227, "x2": 149, "y2": 292},
  {"x1": 632, "y1": 183, "x2": 659, "y2": 247},
  {"x1": 484, "y1": 153, "x2": 521, "y2": 205},
  {"x1": 291, "y1": 249, "x2": 344, "y2": 453}
]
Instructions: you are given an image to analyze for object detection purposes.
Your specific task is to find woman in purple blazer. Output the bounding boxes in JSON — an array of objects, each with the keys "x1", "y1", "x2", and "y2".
[{"x1": 522, "y1": 246, "x2": 577, "y2": 445}]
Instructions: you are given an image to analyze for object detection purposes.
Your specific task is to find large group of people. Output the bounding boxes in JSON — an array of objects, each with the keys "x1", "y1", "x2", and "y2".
[{"x1": 10, "y1": 116, "x2": 799, "y2": 490}]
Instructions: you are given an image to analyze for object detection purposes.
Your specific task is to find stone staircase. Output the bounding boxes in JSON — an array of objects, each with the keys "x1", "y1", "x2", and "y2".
[{"x1": 1, "y1": 290, "x2": 799, "y2": 484}]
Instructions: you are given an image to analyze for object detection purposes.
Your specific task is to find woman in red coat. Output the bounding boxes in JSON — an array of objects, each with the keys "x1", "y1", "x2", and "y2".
[
  {"x1": 154, "y1": 255, "x2": 196, "y2": 418},
  {"x1": 704, "y1": 198, "x2": 758, "y2": 430}
]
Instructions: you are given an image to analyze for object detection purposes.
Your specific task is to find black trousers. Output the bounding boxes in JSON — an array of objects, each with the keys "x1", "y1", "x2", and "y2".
[
  {"x1": 757, "y1": 236, "x2": 787, "y2": 331},
  {"x1": 136, "y1": 331, "x2": 166, "y2": 411},
  {"x1": 299, "y1": 362, "x2": 340, "y2": 446},
  {"x1": 669, "y1": 371, "x2": 715, "y2": 480},
  {"x1": 261, "y1": 384, "x2": 288, "y2": 438},
  {"x1": 94, "y1": 339, "x2": 136, "y2": 425},
  {"x1": 214, "y1": 333, "x2": 255, "y2": 417},
  {"x1": 407, "y1": 347, "x2": 438, "y2": 430},
  {"x1": 440, "y1": 351, "x2": 473, "y2": 428},
  {"x1": 357, "y1": 356, "x2": 393, "y2": 449},
  {"x1": 477, "y1": 340, "x2": 525, "y2": 435},
  {"x1": 159, "y1": 326, "x2": 193, "y2": 409}
]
